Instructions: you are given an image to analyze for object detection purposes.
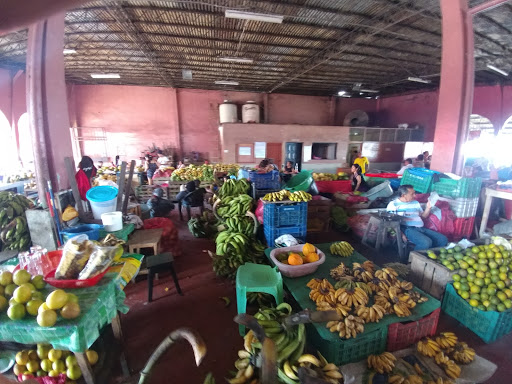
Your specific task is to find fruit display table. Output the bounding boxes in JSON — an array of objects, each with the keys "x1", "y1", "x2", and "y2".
[
  {"x1": 265, "y1": 243, "x2": 440, "y2": 365},
  {"x1": 479, "y1": 187, "x2": 512, "y2": 237},
  {"x1": 0, "y1": 273, "x2": 128, "y2": 384}
]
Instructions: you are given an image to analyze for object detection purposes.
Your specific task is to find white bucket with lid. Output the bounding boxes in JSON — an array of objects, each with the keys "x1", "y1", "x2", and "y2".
[
  {"x1": 86, "y1": 186, "x2": 119, "y2": 220},
  {"x1": 101, "y1": 211, "x2": 123, "y2": 232}
]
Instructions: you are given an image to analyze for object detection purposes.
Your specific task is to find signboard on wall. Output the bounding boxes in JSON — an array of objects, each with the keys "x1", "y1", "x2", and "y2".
[{"x1": 254, "y1": 142, "x2": 266, "y2": 158}]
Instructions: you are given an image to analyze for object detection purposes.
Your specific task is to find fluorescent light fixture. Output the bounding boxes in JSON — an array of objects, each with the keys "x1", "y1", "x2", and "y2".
[
  {"x1": 360, "y1": 89, "x2": 379, "y2": 93},
  {"x1": 63, "y1": 49, "x2": 76, "y2": 54},
  {"x1": 338, "y1": 91, "x2": 346, "y2": 96},
  {"x1": 182, "y1": 69, "x2": 193, "y2": 80},
  {"x1": 225, "y1": 9, "x2": 284, "y2": 24},
  {"x1": 90, "y1": 73, "x2": 120, "y2": 79},
  {"x1": 407, "y1": 76, "x2": 431, "y2": 84},
  {"x1": 486, "y1": 64, "x2": 509, "y2": 77},
  {"x1": 219, "y1": 57, "x2": 254, "y2": 64},
  {"x1": 215, "y1": 80, "x2": 239, "y2": 86}
]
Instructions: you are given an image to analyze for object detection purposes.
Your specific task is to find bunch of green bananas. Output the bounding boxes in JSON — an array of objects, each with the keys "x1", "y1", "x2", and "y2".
[
  {"x1": 215, "y1": 231, "x2": 250, "y2": 256},
  {"x1": 203, "y1": 373, "x2": 216, "y2": 384},
  {"x1": 187, "y1": 218, "x2": 208, "y2": 238},
  {"x1": 0, "y1": 192, "x2": 33, "y2": 251},
  {"x1": 222, "y1": 217, "x2": 255, "y2": 237},
  {"x1": 262, "y1": 189, "x2": 312, "y2": 202},
  {"x1": 329, "y1": 241, "x2": 354, "y2": 257},
  {"x1": 211, "y1": 240, "x2": 266, "y2": 279},
  {"x1": 218, "y1": 178, "x2": 250, "y2": 198},
  {"x1": 216, "y1": 195, "x2": 253, "y2": 218}
]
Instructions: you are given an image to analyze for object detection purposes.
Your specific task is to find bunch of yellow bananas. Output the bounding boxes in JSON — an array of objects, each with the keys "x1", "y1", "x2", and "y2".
[
  {"x1": 281, "y1": 352, "x2": 343, "y2": 384},
  {"x1": 388, "y1": 374, "x2": 424, "y2": 384},
  {"x1": 417, "y1": 337, "x2": 442, "y2": 357},
  {"x1": 326, "y1": 315, "x2": 365, "y2": 339},
  {"x1": 356, "y1": 303, "x2": 386, "y2": 323},
  {"x1": 435, "y1": 332, "x2": 458, "y2": 349},
  {"x1": 434, "y1": 352, "x2": 461, "y2": 379},
  {"x1": 447, "y1": 342, "x2": 475, "y2": 364},
  {"x1": 329, "y1": 241, "x2": 354, "y2": 257},
  {"x1": 367, "y1": 351, "x2": 396, "y2": 374}
]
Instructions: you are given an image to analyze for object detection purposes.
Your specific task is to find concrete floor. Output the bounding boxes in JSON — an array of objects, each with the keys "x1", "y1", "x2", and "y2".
[{"x1": 112, "y1": 213, "x2": 511, "y2": 384}]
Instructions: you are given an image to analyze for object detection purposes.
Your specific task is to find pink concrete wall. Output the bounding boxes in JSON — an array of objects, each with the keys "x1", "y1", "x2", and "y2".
[
  {"x1": 472, "y1": 85, "x2": 502, "y2": 128},
  {"x1": 503, "y1": 86, "x2": 512, "y2": 126},
  {"x1": 0, "y1": 69, "x2": 12, "y2": 122},
  {"x1": 335, "y1": 98, "x2": 377, "y2": 126},
  {"x1": 72, "y1": 84, "x2": 179, "y2": 161},
  {"x1": 267, "y1": 93, "x2": 331, "y2": 125},
  {"x1": 12, "y1": 72, "x2": 26, "y2": 127},
  {"x1": 377, "y1": 91, "x2": 439, "y2": 141}
]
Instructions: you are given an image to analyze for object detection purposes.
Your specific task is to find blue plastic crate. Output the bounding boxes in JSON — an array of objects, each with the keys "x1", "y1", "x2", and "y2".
[
  {"x1": 249, "y1": 170, "x2": 281, "y2": 190},
  {"x1": 263, "y1": 201, "x2": 308, "y2": 228},
  {"x1": 264, "y1": 224, "x2": 307, "y2": 246}
]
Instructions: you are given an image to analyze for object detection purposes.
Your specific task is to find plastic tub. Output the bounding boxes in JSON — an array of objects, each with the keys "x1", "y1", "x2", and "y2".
[
  {"x1": 362, "y1": 181, "x2": 393, "y2": 201},
  {"x1": 269, "y1": 245, "x2": 325, "y2": 278},
  {"x1": 86, "y1": 186, "x2": 118, "y2": 220},
  {"x1": 285, "y1": 171, "x2": 313, "y2": 192},
  {"x1": 44, "y1": 268, "x2": 109, "y2": 288},
  {"x1": 61, "y1": 224, "x2": 103, "y2": 242},
  {"x1": 101, "y1": 211, "x2": 123, "y2": 232}
]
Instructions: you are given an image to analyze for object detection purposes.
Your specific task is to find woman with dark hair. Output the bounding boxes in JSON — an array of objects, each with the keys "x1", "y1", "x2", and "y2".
[
  {"x1": 176, "y1": 180, "x2": 196, "y2": 202},
  {"x1": 145, "y1": 154, "x2": 158, "y2": 185},
  {"x1": 351, "y1": 163, "x2": 369, "y2": 193},
  {"x1": 75, "y1": 156, "x2": 97, "y2": 200}
]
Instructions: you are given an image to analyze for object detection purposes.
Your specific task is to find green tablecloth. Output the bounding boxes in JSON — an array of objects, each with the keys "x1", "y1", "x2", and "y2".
[
  {"x1": 0, "y1": 274, "x2": 128, "y2": 352},
  {"x1": 265, "y1": 243, "x2": 441, "y2": 341},
  {"x1": 98, "y1": 223, "x2": 135, "y2": 241}
]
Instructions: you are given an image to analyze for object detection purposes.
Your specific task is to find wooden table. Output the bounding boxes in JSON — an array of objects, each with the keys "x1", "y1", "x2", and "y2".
[
  {"x1": 479, "y1": 187, "x2": 512, "y2": 237},
  {"x1": 127, "y1": 228, "x2": 163, "y2": 254}
]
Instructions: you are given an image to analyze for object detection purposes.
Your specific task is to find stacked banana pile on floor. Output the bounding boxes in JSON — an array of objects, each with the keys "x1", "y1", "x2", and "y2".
[
  {"x1": 230, "y1": 304, "x2": 343, "y2": 384},
  {"x1": 0, "y1": 192, "x2": 33, "y2": 251},
  {"x1": 367, "y1": 352, "x2": 397, "y2": 374},
  {"x1": 221, "y1": 216, "x2": 255, "y2": 237},
  {"x1": 308, "y1": 261, "x2": 428, "y2": 339},
  {"x1": 329, "y1": 241, "x2": 354, "y2": 257},
  {"x1": 262, "y1": 189, "x2": 312, "y2": 202},
  {"x1": 187, "y1": 210, "x2": 218, "y2": 238},
  {"x1": 416, "y1": 332, "x2": 474, "y2": 380},
  {"x1": 217, "y1": 178, "x2": 251, "y2": 198},
  {"x1": 216, "y1": 195, "x2": 254, "y2": 217},
  {"x1": 210, "y1": 240, "x2": 266, "y2": 279}
]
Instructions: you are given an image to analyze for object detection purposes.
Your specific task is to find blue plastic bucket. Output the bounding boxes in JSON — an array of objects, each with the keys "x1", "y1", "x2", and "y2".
[{"x1": 61, "y1": 224, "x2": 103, "y2": 243}]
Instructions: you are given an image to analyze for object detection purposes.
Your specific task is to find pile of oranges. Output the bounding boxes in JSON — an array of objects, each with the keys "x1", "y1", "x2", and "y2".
[{"x1": 288, "y1": 243, "x2": 320, "y2": 266}]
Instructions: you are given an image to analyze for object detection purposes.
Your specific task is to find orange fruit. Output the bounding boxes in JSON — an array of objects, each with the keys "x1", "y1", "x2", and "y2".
[
  {"x1": 288, "y1": 253, "x2": 304, "y2": 266},
  {"x1": 304, "y1": 252, "x2": 320, "y2": 263},
  {"x1": 302, "y1": 243, "x2": 316, "y2": 256}
]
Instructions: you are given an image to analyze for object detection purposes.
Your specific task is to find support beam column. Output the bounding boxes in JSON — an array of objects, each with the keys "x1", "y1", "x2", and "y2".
[
  {"x1": 26, "y1": 12, "x2": 74, "y2": 196},
  {"x1": 431, "y1": 0, "x2": 474, "y2": 174}
]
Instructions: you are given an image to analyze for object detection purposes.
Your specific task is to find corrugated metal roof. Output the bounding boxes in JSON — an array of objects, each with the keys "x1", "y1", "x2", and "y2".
[{"x1": 0, "y1": 0, "x2": 510, "y2": 95}]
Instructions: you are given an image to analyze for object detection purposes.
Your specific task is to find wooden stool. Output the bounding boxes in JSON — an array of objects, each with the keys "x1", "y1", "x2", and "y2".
[
  {"x1": 362, "y1": 214, "x2": 404, "y2": 261},
  {"x1": 147, "y1": 253, "x2": 183, "y2": 302},
  {"x1": 127, "y1": 228, "x2": 163, "y2": 255}
]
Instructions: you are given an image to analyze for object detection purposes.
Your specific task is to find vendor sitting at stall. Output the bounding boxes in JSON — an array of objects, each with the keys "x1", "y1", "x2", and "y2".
[
  {"x1": 147, "y1": 188, "x2": 174, "y2": 218},
  {"x1": 397, "y1": 158, "x2": 413, "y2": 176},
  {"x1": 256, "y1": 159, "x2": 275, "y2": 173},
  {"x1": 386, "y1": 184, "x2": 448, "y2": 251},
  {"x1": 281, "y1": 160, "x2": 297, "y2": 182},
  {"x1": 351, "y1": 164, "x2": 369, "y2": 193}
]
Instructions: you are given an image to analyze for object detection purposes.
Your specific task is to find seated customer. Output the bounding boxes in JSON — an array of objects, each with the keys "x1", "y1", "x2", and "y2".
[
  {"x1": 387, "y1": 184, "x2": 447, "y2": 250},
  {"x1": 256, "y1": 159, "x2": 275, "y2": 173},
  {"x1": 147, "y1": 188, "x2": 174, "y2": 218},
  {"x1": 176, "y1": 181, "x2": 196, "y2": 202},
  {"x1": 397, "y1": 158, "x2": 413, "y2": 176},
  {"x1": 351, "y1": 164, "x2": 369, "y2": 193}
]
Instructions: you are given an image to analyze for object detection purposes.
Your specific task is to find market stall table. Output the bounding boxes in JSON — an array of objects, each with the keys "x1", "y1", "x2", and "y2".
[
  {"x1": 0, "y1": 273, "x2": 128, "y2": 384},
  {"x1": 127, "y1": 228, "x2": 163, "y2": 254},
  {"x1": 479, "y1": 187, "x2": 512, "y2": 237},
  {"x1": 265, "y1": 243, "x2": 440, "y2": 364}
]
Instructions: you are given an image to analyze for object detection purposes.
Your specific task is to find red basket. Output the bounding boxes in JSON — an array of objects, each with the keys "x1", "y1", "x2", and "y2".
[
  {"x1": 386, "y1": 308, "x2": 440, "y2": 352},
  {"x1": 365, "y1": 173, "x2": 399, "y2": 178},
  {"x1": 450, "y1": 216, "x2": 476, "y2": 241},
  {"x1": 44, "y1": 268, "x2": 108, "y2": 289},
  {"x1": 315, "y1": 180, "x2": 352, "y2": 194}
]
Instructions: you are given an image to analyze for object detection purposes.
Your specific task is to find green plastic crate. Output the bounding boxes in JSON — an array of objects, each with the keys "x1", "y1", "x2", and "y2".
[
  {"x1": 442, "y1": 283, "x2": 512, "y2": 343},
  {"x1": 400, "y1": 168, "x2": 438, "y2": 194},
  {"x1": 432, "y1": 177, "x2": 482, "y2": 199},
  {"x1": 306, "y1": 322, "x2": 387, "y2": 365}
]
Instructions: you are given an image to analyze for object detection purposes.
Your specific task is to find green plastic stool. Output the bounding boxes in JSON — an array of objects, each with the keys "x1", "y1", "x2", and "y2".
[{"x1": 236, "y1": 263, "x2": 284, "y2": 336}]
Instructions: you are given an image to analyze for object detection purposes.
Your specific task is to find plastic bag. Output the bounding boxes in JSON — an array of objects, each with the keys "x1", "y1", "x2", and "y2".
[
  {"x1": 55, "y1": 235, "x2": 95, "y2": 279},
  {"x1": 144, "y1": 217, "x2": 182, "y2": 257},
  {"x1": 275, "y1": 234, "x2": 300, "y2": 247},
  {"x1": 255, "y1": 199, "x2": 264, "y2": 224},
  {"x1": 78, "y1": 244, "x2": 122, "y2": 279},
  {"x1": 19, "y1": 246, "x2": 47, "y2": 276}
]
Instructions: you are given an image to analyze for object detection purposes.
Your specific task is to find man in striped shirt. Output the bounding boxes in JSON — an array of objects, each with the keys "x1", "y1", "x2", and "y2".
[{"x1": 387, "y1": 184, "x2": 448, "y2": 251}]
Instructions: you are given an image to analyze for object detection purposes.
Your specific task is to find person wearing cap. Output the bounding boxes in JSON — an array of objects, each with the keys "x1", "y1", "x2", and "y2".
[{"x1": 147, "y1": 188, "x2": 174, "y2": 218}]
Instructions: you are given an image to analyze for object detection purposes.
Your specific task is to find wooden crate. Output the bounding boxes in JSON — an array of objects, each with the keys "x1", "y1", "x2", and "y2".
[
  {"x1": 408, "y1": 250, "x2": 454, "y2": 300},
  {"x1": 135, "y1": 185, "x2": 170, "y2": 203}
]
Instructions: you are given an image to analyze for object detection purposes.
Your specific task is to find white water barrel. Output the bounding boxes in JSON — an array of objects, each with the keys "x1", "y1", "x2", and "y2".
[
  {"x1": 242, "y1": 101, "x2": 260, "y2": 123},
  {"x1": 219, "y1": 100, "x2": 237, "y2": 123}
]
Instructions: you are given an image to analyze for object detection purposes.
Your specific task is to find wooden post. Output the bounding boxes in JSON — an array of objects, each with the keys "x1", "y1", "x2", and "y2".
[
  {"x1": 122, "y1": 160, "x2": 135, "y2": 215},
  {"x1": 116, "y1": 161, "x2": 127, "y2": 211}
]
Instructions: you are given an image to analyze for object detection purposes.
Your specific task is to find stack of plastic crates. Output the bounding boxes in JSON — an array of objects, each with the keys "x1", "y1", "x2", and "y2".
[
  {"x1": 263, "y1": 201, "x2": 307, "y2": 246},
  {"x1": 400, "y1": 168, "x2": 439, "y2": 193},
  {"x1": 249, "y1": 170, "x2": 281, "y2": 199},
  {"x1": 433, "y1": 177, "x2": 482, "y2": 241}
]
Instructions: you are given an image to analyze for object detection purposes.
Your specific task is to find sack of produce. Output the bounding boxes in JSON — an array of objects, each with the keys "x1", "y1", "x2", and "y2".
[
  {"x1": 55, "y1": 235, "x2": 95, "y2": 279},
  {"x1": 78, "y1": 244, "x2": 123, "y2": 279}
]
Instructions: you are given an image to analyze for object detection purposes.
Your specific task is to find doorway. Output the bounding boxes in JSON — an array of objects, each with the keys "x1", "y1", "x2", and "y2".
[
  {"x1": 285, "y1": 142, "x2": 303, "y2": 171},
  {"x1": 266, "y1": 143, "x2": 282, "y2": 168},
  {"x1": 347, "y1": 143, "x2": 362, "y2": 165}
]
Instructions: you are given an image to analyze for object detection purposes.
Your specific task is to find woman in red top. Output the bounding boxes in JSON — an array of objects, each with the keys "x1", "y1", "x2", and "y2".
[{"x1": 75, "y1": 156, "x2": 97, "y2": 200}]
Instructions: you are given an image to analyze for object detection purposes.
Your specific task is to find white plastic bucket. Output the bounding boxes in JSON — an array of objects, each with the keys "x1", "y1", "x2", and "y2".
[
  {"x1": 86, "y1": 186, "x2": 118, "y2": 220},
  {"x1": 101, "y1": 211, "x2": 123, "y2": 232},
  {"x1": 89, "y1": 198, "x2": 116, "y2": 220}
]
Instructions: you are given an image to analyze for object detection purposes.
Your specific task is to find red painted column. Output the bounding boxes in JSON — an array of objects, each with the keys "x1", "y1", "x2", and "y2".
[
  {"x1": 26, "y1": 12, "x2": 74, "y2": 195},
  {"x1": 431, "y1": 0, "x2": 474, "y2": 173}
]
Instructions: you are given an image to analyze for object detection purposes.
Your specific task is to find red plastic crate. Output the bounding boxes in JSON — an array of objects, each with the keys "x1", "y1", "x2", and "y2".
[
  {"x1": 365, "y1": 173, "x2": 400, "y2": 178},
  {"x1": 451, "y1": 216, "x2": 475, "y2": 241},
  {"x1": 386, "y1": 308, "x2": 440, "y2": 352},
  {"x1": 315, "y1": 180, "x2": 352, "y2": 193}
]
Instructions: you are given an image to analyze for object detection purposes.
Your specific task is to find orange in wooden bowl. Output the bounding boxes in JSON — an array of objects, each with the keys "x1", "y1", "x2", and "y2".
[
  {"x1": 288, "y1": 253, "x2": 304, "y2": 265},
  {"x1": 304, "y1": 252, "x2": 320, "y2": 263}
]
